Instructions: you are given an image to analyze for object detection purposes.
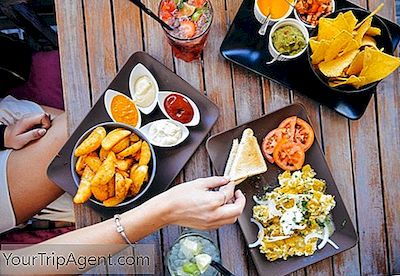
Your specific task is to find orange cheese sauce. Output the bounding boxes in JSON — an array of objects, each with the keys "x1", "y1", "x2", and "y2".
[
  {"x1": 257, "y1": 0, "x2": 291, "y2": 19},
  {"x1": 111, "y1": 95, "x2": 139, "y2": 127}
]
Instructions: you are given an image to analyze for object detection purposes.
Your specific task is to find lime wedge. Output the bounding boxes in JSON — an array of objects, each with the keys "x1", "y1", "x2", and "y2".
[
  {"x1": 195, "y1": 254, "x2": 212, "y2": 274},
  {"x1": 182, "y1": 262, "x2": 200, "y2": 275}
]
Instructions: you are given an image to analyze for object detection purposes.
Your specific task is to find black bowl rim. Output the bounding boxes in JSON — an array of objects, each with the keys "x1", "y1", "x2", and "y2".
[
  {"x1": 70, "y1": 122, "x2": 157, "y2": 208},
  {"x1": 306, "y1": 7, "x2": 394, "y2": 95}
]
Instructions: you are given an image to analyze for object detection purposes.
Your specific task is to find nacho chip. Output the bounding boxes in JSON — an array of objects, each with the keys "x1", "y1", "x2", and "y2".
[
  {"x1": 329, "y1": 75, "x2": 366, "y2": 88},
  {"x1": 311, "y1": 39, "x2": 330, "y2": 64},
  {"x1": 325, "y1": 31, "x2": 354, "y2": 61},
  {"x1": 346, "y1": 50, "x2": 365, "y2": 76},
  {"x1": 354, "y1": 17, "x2": 372, "y2": 45},
  {"x1": 359, "y1": 47, "x2": 400, "y2": 85},
  {"x1": 366, "y1": 26, "x2": 381, "y2": 36},
  {"x1": 361, "y1": 36, "x2": 378, "y2": 48},
  {"x1": 319, "y1": 50, "x2": 359, "y2": 77},
  {"x1": 343, "y1": 10, "x2": 358, "y2": 30},
  {"x1": 317, "y1": 18, "x2": 341, "y2": 41}
]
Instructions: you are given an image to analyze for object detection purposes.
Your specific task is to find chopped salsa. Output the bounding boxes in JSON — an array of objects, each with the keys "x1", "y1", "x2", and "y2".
[
  {"x1": 272, "y1": 25, "x2": 307, "y2": 56},
  {"x1": 160, "y1": 0, "x2": 212, "y2": 39},
  {"x1": 295, "y1": 0, "x2": 333, "y2": 27}
]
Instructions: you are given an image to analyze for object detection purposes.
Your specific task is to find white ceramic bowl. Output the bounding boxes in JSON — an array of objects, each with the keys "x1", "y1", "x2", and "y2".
[
  {"x1": 254, "y1": 0, "x2": 294, "y2": 24},
  {"x1": 293, "y1": 0, "x2": 335, "y2": 29},
  {"x1": 140, "y1": 119, "x2": 189, "y2": 148},
  {"x1": 104, "y1": 89, "x2": 142, "y2": 128},
  {"x1": 158, "y1": 91, "x2": 200, "y2": 127},
  {"x1": 129, "y1": 63, "x2": 159, "y2": 115},
  {"x1": 268, "y1": 18, "x2": 309, "y2": 62}
]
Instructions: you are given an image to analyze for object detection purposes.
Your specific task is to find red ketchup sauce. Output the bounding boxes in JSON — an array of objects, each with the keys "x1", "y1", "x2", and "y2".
[{"x1": 164, "y1": 93, "x2": 194, "y2": 124}]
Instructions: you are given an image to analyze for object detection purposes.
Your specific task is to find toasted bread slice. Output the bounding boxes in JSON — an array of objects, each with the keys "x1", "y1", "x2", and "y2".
[
  {"x1": 224, "y1": 138, "x2": 239, "y2": 177},
  {"x1": 228, "y1": 128, "x2": 267, "y2": 182}
]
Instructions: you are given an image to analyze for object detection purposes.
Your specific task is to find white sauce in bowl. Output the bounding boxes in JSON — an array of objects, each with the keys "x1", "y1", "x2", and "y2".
[
  {"x1": 132, "y1": 76, "x2": 156, "y2": 108},
  {"x1": 148, "y1": 120, "x2": 182, "y2": 146}
]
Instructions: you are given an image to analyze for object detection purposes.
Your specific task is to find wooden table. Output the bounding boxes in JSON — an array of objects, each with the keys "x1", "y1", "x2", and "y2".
[{"x1": 54, "y1": 0, "x2": 399, "y2": 275}]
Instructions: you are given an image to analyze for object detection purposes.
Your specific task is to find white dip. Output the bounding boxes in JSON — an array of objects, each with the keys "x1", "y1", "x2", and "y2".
[
  {"x1": 133, "y1": 76, "x2": 156, "y2": 108},
  {"x1": 149, "y1": 121, "x2": 182, "y2": 146}
]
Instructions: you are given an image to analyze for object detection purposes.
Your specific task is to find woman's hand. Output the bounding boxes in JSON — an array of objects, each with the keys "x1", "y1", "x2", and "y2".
[
  {"x1": 160, "y1": 177, "x2": 246, "y2": 230},
  {"x1": 4, "y1": 113, "x2": 51, "y2": 150}
]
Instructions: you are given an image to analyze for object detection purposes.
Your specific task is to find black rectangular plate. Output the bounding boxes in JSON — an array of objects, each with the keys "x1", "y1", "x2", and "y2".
[
  {"x1": 220, "y1": 0, "x2": 400, "y2": 120},
  {"x1": 206, "y1": 104, "x2": 357, "y2": 276},
  {"x1": 47, "y1": 52, "x2": 219, "y2": 218}
]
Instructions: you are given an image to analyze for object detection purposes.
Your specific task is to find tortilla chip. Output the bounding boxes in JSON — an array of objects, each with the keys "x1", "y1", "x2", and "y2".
[
  {"x1": 359, "y1": 47, "x2": 400, "y2": 85},
  {"x1": 361, "y1": 36, "x2": 378, "y2": 48},
  {"x1": 342, "y1": 38, "x2": 360, "y2": 55},
  {"x1": 319, "y1": 50, "x2": 360, "y2": 77},
  {"x1": 343, "y1": 10, "x2": 358, "y2": 31},
  {"x1": 318, "y1": 18, "x2": 342, "y2": 41},
  {"x1": 329, "y1": 75, "x2": 366, "y2": 88},
  {"x1": 324, "y1": 31, "x2": 354, "y2": 62},
  {"x1": 366, "y1": 26, "x2": 381, "y2": 36},
  {"x1": 354, "y1": 17, "x2": 372, "y2": 45},
  {"x1": 311, "y1": 39, "x2": 330, "y2": 64},
  {"x1": 346, "y1": 50, "x2": 365, "y2": 76}
]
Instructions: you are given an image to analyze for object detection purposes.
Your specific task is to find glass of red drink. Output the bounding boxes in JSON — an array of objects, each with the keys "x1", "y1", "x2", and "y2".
[{"x1": 159, "y1": 0, "x2": 213, "y2": 62}]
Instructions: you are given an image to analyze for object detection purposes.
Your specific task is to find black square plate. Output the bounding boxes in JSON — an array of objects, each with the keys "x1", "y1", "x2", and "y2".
[
  {"x1": 47, "y1": 52, "x2": 219, "y2": 218},
  {"x1": 206, "y1": 104, "x2": 357, "y2": 276},
  {"x1": 220, "y1": 0, "x2": 400, "y2": 120}
]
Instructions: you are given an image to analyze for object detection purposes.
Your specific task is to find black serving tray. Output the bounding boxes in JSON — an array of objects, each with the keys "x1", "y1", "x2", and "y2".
[
  {"x1": 220, "y1": 0, "x2": 400, "y2": 120},
  {"x1": 47, "y1": 52, "x2": 219, "y2": 218}
]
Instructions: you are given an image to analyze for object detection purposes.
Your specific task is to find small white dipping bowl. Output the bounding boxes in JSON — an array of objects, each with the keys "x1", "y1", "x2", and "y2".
[
  {"x1": 158, "y1": 91, "x2": 200, "y2": 127},
  {"x1": 293, "y1": 0, "x2": 335, "y2": 29},
  {"x1": 104, "y1": 89, "x2": 142, "y2": 129},
  {"x1": 254, "y1": 0, "x2": 294, "y2": 25},
  {"x1": 268, "y1": 18, "x2": 309, "y2": 62},
  {"x1": 129, "y1": 63, "x2": 159, "y2": 115},
  {"x1": 140, "y1": 119, "x2": 189, "y2": 148}
]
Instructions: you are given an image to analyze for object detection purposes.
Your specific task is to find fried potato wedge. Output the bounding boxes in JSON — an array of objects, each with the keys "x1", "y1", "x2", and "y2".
[
  {"x1": 75, "y1": 127, "x2": 106, "y2": 157},
  {"x1": 131, "y1": 165, "x2": 148, "y2": 195},
  {"x1": 99, "y1": 147, "x2": 109, "y2": 161},
  {"x1": 111, "y1": 137, "x2": 130, "y2": 153},
  {"x1": 108, "y1": 177, "x2": 115, "y2": 198},
  {"x1": 129, "y1": 164, "x2": 139, "y2": 179},
  {"x1": 92, "y1": 152, "x2": 116, "y2": 187},
  {"x1": 75, "y1": 155, "x2": 86, "y2": 172},
  {"x1": 73, "y1": 166, "x2": 94, "y2": 204},
  {"x1": 130, "y1": 133, "x2": 140, "y2": 143},
  {"x1": 115, "y1": 172, "x2": 127, "y2": 199},
  {"x1": 91, "y1": 185, "x2": 109, "y2": 202},
  {"x1": 139, "y1": 141, "x2": 151, "y2": 166},
  {"x1": 117, "y1": 141, "x2": 142, "y2": 159},
  {"x1": 115, "y1": 158, "x2": 133, "y2": 171},
  {"x1": 103, "y1": 196, "x2": 124, "y2": 207},
  {"x1": 85, "y1": 153, "x2": 102, "y2": 172},
  {"x1": 101, "y1": 129, "x2": 131, "y2": 151}
]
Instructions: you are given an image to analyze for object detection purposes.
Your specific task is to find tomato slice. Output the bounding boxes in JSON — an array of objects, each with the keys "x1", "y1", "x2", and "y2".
[
  {"x1": 293, "y1": 118, "x2": 315, "y2": 151},
  {"x1": 262, "y1": 128, "x2": 284, "y2": 163},
  {"x1": 273, "y1": 139, "x2": 305, "y2": 171},
  {"x1": 179, "y1": 20, "x2": 196, "y2": 38},
  {"x1": 278, "y1": 116, "x2": 297, "y2": 141}
]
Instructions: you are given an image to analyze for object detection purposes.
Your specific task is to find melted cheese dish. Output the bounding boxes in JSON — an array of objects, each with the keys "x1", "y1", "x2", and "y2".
[{"x1": 252, "y1": 165, "x2": 337, "y2": 261}]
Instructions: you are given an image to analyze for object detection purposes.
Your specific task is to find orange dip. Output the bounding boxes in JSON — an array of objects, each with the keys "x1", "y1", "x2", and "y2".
[
  {"x1": 257, "y1": 0, "x2": 291, "y2": 19},
  {"x1": 111, "y1": 95, "x2": 139, "y2": 127}
]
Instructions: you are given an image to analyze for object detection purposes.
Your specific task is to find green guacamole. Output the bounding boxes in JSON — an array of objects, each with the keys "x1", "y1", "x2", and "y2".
[{"x1": 272, "y1": 25, "x2": 306, "y2": 56}]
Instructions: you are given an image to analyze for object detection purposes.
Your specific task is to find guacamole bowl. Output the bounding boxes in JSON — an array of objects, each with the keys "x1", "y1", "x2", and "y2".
[{"x1": 268, "y1": 19, "x2": 309, "y2": 62}]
